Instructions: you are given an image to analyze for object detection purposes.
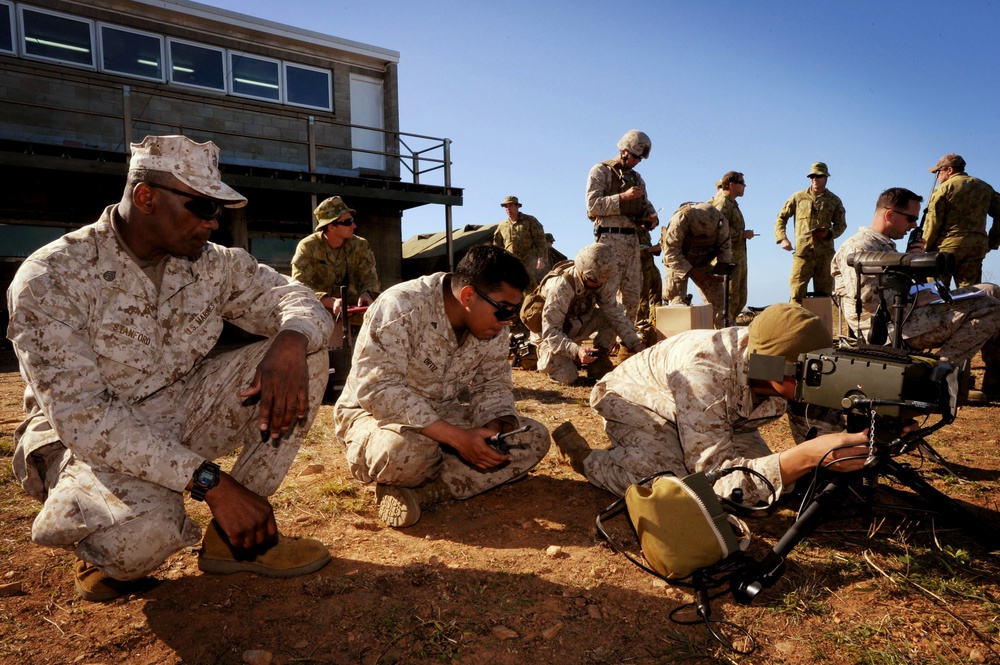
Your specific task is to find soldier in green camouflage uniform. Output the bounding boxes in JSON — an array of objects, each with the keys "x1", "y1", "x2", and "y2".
[
  {"x1": 493, "y1": 195, "x2": 548, "y2": 291},
  {"x1": 924, "y1": 154, "x2": 1000, "y2": 287},
  {"x1": 292, "y1": 196, "x2": 380, "y2": 321},
  {"x1": 634, "y1": 226, "x2": 662, "y2": 324},
  {"x1": 712, "y1": 171, "x2": 753, "y2": 321},
  {"x1": 775, "y1": 162, "x2": 847, "y2": 304}
]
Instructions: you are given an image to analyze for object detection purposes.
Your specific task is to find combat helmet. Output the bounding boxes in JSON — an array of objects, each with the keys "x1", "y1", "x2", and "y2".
[
  {"x1": 617, "y1": 130, "x2": 651, "y2": 160},
  {"x1": 575, "y1": 243, "x2": 615, "y2": 284}
]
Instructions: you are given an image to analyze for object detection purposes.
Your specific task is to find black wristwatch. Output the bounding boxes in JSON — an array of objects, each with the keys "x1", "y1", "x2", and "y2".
[{"x1": 190, "y1": 460, "x2": 220, "y2": 501}]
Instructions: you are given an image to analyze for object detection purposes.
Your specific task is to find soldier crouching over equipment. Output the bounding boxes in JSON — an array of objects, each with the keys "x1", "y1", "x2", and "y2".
[
  {"x1": 7, "y1": 135, "x2": 334, "y2": 602},
  {"x1": 553, "y1": 304, "x2": 869, "y2": 500},
  {"x1": 332, "y1": 245, "x2": 551, "y2": 528},
  {"x1": 524, "y1": 243, "x2": 646, "y2": 385}
]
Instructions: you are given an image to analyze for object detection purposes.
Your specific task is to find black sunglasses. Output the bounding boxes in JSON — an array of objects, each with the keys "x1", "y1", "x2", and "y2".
[
  {"x1": 891, "y1": 209, "x2": 920, "y2": 224},
  {"x1": 143, "y1": 182, "x2": 225, "y2": 221},
  {"x1": 325, "y1": 217, "x2": 356, "y2": 227},
  {"x1": 471, "y1": 284, "x2": 519, "y2": 321}
]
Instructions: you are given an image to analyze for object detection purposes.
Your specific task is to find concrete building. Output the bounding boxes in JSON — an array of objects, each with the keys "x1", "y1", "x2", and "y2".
[{"x1": 0, "y1": 0, "x2": 462, "y2": 313}]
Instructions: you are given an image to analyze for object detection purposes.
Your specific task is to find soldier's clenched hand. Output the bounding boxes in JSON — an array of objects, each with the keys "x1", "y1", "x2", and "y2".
[{"x1": 240, "y1": 329, "x2": 311, "y2": 441}]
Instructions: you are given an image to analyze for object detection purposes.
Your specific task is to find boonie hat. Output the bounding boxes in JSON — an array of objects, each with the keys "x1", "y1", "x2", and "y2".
[
  {"x1": 129, "y1": 135, "x2": 246, "y2": 207},
  {"x1": 314, "y1": 196, "x2": 356, "y2": 229},
  {"x1": 807, "y1": 162, "x2": 830, "y2": 178},
  {"x1": 545, "y1": 233, "x2": 555, "y2": 242},
  {"x1": 929, "y1": 153, "x2": 965, "y2": 173},
  {"x1": 501, "y1": 195, "x2": 522, "y2": 207},
  {"x1": 748, "y1": 303, "x2": 832, "y2": 365}
]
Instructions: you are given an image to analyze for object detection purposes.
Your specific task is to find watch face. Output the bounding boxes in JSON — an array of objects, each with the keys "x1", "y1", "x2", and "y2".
[{"x1": 195, "y1": 468, "x2": 218, "y2": 485}]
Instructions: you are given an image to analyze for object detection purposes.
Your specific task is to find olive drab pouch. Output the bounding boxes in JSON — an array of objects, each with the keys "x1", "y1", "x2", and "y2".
[
  {"x1": 519, "y1": 260, "x2": 575, "y2": 334},
  {"x1": 597, "y1": 471, "x2": 749, "y2": 580}
]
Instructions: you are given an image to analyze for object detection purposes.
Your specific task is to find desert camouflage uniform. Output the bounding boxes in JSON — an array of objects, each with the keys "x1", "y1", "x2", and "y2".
[
  {"x1": 587, "y1": 328, "x2": 826, "y2": 501},
  {"x1": 635, "y1": 227, "x2": 662, "y2": 323},
  {"x1": 923, "y1": 172, "x2": 1000, "y2": 287},
  {"x1": 660, "y1": 202, "x2": 732, "y2": 328},
  {"x1": 775, "y1": 189, "x2": 846, "y2": 303},
  {"x1": 832, "y1": 226, "x2": 1000, "y2": 368},
  {"x1": 291, "y1": 232, "x2": 380, "y2": 303},
  {"x1": 587, "y1": 160, "x2": 657, "y2": 327},
  {"x1": 7, "y1": 208, "x2": 332, "y2": 580},
  {"x1": 532, "y1": 262, "x2": 641, "y2": 384},
  {"x1": 712, "y1": 192, "x2": 748, "y2": 320},
  {"x1": 333, "y1": 273, "x2": 550, "y2": 499},
  {"x1": 493, "y1": 214, "x2": 547, "y2": 291}
]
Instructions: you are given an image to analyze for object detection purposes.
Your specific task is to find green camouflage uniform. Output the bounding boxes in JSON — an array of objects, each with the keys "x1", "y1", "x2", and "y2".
[
  {"x1": 291, "y1": 232, "x2": 380, "y2": 303},
  {"x1": 493, "y1": 214, "x2": 547, "y2": 290},
  {"x1": 635, "y1": 227, "x2": 662, "y2": 323},
  {"x1": 923, "y1": 172, "x2": 1000, "y2": 287},
  {"x1": 774, "y1": 189, "x2": 846, "y2": 303},
  {"x1": 661, "y1": 202, "x2": 732, "y2": 328},
  {"x1": 712, "y1": 192, "x2": 748, "y2": 319}
]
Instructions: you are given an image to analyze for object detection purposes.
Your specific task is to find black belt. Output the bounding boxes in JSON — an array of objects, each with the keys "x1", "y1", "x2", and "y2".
[{"x1": 596, "y1": 226, "x2": 635, "y2": 236}]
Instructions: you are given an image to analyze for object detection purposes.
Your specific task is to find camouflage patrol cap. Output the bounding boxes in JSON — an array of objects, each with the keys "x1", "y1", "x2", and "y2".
[
  {"x1": 807, "y1": 162, "x2": 831, "y2": 178},
  {"x1": 617, "y1": 130, "x2": 651, "y2": 159},
  {"x1": 929, "y1": 153, "x2": 965, "y2": 173},
  {"x1": 748, "y1": 303, "x2": 832, "y2": 366},
  {"x1": 501, "y1": 195, "x2": 522, "y2": 207},
  {"x1": 575, "y1": 243, "x2": 614, "y2": 284},
  {"x1": 314, "y1": 196, "x2": 356, "y2": 229},
  {"x1": 129, "y1": 135, "x2": 247, "y2": 207}
]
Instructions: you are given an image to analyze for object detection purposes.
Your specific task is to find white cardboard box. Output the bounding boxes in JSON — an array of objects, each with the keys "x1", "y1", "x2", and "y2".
[
  {"x1": 654, "y1": 304, "x2": 714, "y2": 340},
  {"x1": 802, "y1": 296, "x2": 834, "y2": 335}
]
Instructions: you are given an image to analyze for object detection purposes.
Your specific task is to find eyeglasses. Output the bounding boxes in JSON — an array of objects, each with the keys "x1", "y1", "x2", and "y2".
[
  {"x1": 143, "y1": 182, "x2": 225, "y2": 221},
  {"x1": 325, "y1": 217, "x2": 356, "y2": 227},
  {"x1": 734, "y1": 181, "x2": 746, "y2": 185},
  {"x1": 891, "y1": 209, "x2": 920, "y2": 224},
  {"x1": 471, "y1": 284, "x2": 519, "y2": 321},
  {"x1": 627, "y1": 151, "x2": 643, "y2": 162}
]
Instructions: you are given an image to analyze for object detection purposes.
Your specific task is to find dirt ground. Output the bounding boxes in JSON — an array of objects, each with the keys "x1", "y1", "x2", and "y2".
[{"x1": 1, "y1": 346, "x2": 999, "y2": 665}]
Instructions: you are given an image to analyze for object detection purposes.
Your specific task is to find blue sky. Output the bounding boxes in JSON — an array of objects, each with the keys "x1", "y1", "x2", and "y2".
[{"x1": 205, "y1": 0, "x2": 1000, "y2": 307}]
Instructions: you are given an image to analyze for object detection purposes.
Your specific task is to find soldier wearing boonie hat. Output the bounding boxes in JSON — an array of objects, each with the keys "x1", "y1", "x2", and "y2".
[
  {"x1": 493, "y1": 195, "x2": 548, "y2": 290},
  {"x1": 7, "y1": 134, "x2": 335, "y2": 602},
  {"x1": 553, "y1": 303, "x2": 868, "y2": 502},
  {"x1": 773, "y1": 161, "x2": 847, "y2": 304},
  {"x1": 291, "y1": 195, "x2": 380, "y2": 327},
  {"x1": 711, "y1": 171, "x2": 753, "y2": 322},
  {"x1": 922, "y1": 153, "x2": 1000, "y2": 287}
]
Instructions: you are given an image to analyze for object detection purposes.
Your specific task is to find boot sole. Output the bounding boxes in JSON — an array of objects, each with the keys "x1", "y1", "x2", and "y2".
[{"x1": 197, "y1": 551, "x2": 331, "y2": 578}]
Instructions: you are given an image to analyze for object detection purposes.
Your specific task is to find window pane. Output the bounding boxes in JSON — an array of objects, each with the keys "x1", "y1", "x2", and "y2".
[
  {"x1": 22, "y1": 8, "x2": 93, "y2": 66},
  {"x1": 286, "y1": 64, "x2": 331, "y2": 110},
  {"x1": 0, "y1": 4, "x2": 12, "y2": 54},
  {"x1": 170, "y1": 40, "x2": 224, "y2": 90},
  {"x1": 101, "y1": 26, "x2": 162, "y2": 80},
  {"x1": 231, "y1": 53, "x2": 280, "y2": 101}
]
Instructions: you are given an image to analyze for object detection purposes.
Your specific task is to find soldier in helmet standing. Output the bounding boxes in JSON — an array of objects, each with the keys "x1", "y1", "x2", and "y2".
[
  {"x1": 774, "y1": 162, "x2": 846, "y2": 304},
  {"x1": 585, "y1": 130, "x2": 659, "y2": 353}
]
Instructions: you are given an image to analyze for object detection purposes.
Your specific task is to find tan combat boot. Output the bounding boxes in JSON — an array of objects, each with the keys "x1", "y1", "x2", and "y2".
[
  {"x1": 73, "y1": 558, "x2": 157, "y2": 602},
  {"x1": 197, "y1": 520, "x2": 331, "y2": 578},
  {"x1": 552, "y1": 421, "x2": 593, "y2": 475},
  {"x1": 375, "y1": 478, "x2": 451, "y2": 528}
]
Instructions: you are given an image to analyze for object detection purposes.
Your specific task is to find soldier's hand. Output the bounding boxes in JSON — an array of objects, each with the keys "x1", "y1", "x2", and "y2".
[
  {"x1": 421, "y1": 420, "x2": 510, "y2": 469},
  {"x1": 203, "y1": 471, "x2": 278, "y2": 550},
  {"x1": 620, "y1": 185, "x2": 644, "y2": 202},
  {"x1": 813, "y1": 228, "x2": 831, "y2": 240},
  {"x1": 906, "y1": 239, "x2": 926, "y2": 254},
  {"x1": 577, "y1": 347, "x2": 597, "y2": 366},
  {"x1": 690, "y1": 267, "x2": 723, "y2": 286},
  {"x1": 743, "y1": 230, "x2": 756, "y2": 240},
  {"x1": 779, "y1": 238, "x2": 793, "y2": 252},
  {"x1": 358, "y1": 291, "x2": 375, "y2": 307},
  {"x1": 240, "y1": 330, "x2": 311, "y2": 441},
  {"x1": 330, "y1": 297, "x2": 344, "y2": 319}
]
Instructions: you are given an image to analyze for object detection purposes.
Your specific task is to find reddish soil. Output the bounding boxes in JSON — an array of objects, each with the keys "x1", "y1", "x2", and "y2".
[{"x1": 0, "y1": 348, "x2": 998, "y2": 665}]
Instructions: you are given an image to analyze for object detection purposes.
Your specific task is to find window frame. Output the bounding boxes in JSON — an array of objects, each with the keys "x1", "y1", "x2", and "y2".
[
  {"x1": 18, "y1": 4, "x2": 96, "y2": 68},
  {"x1": 167, "y1": 37, "x2": 227, "y2": 93},
  {"x1": 228, "y1": 50, "x2": 283, "y2": 103},
  {"x1": 97, "y1": 22, "x2": 165, "y2": 83},
  {"x1": 0, "y1": 1, "x2": 15, "y2": 55},
  {"x1": 283, "y1": 61, "x2": 333, "y2": 112}
]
